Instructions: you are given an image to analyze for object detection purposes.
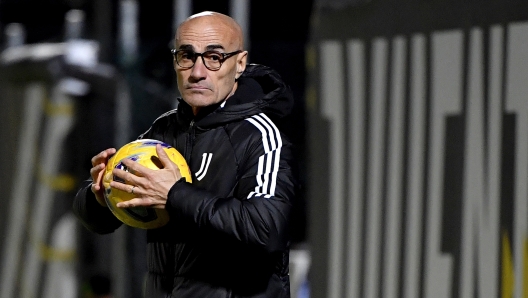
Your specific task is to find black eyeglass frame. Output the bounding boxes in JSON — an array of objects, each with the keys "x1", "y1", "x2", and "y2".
[{"x1": 171, "y1": 49, "x2": 242, "y2": 71}]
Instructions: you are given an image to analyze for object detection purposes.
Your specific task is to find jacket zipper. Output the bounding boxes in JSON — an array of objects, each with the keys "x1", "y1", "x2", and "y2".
[{"x1": 185, "y1": 119, "x2": 195, "y2": 161}]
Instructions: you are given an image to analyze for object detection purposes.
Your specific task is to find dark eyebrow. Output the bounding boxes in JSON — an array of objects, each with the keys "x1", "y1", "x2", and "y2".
[
  {"x1": 178, "y1": 44, "x2": 194, "y2": 51},
  {"x1": 204, "y1": 45, "x2": 225, "y2": 51},
  {"x1": 177, "y1": 44, "x2": 225, "y2": 52}
]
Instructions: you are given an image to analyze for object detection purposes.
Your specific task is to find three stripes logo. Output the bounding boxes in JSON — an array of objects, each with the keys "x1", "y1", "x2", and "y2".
[{"x1": 245, "y1": 113, "x2": 282, "y2": 199}]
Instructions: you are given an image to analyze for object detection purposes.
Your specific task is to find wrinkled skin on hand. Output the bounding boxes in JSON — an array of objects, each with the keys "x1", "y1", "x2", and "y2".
[{"x1": 110, "y1": 144, "x2": 183, "y2": 209}]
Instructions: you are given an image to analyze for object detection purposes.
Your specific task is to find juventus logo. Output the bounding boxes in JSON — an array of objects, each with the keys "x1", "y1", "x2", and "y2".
[{"x1": 195, "y1": 153, "x2": 212, "y2": 181}]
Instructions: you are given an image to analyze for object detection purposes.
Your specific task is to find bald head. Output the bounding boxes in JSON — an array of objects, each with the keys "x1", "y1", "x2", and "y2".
[
  {"x1": 172, "y1": 11, "x2": 248, "y2": 115},
  {"x1": 176, "y1": 11, "x2": 244, "y2": 50}
]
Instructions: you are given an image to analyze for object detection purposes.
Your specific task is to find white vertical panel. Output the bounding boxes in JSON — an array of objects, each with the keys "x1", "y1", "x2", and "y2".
[
  {"x1": 21, "y1": 85, "x2": 75, "y2": 298},
  {"x1": 0, "y1": 84, "x2": 45, "y2": 298},
  {"x1": 383, "y1": 36, "x2": 407, "y2": 298},
  {"x1": 320, "y1": 40, "x2": 346, "y2": 298},
  {"x1": 41, "y1": 214, "x2": 77, "y2": 298},
  {"x1": 404, "y1": 33, "x2": 426, "y2": 298},
  {"x1": 476, "y1": 24, "x2": 503, "y2": 298},
  {"x1": 426, "y1": 30, "x2": 463, "y2": 298},
  {"x1": 365, "y1": 37, "x2": 388, "y2": 298},
  {"x1": 461, "y1": 27, "x2": 484, "y2": 298},
  {"x1": 505, "y1": 21, "x2": 528, "y2": 298},
  {"x1": 346, "y1": 39, "x2": 366, "y2": 298}
]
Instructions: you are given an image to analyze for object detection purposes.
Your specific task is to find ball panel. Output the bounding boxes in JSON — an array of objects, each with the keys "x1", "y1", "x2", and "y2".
[{"x1": 104, "y1": 192, "x2": 168, "y2": 230}]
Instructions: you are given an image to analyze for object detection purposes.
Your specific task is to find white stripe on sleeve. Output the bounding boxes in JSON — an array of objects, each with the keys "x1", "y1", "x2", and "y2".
[{"x1": 245, "y1": 113, "x2": 282, "y2": 199}]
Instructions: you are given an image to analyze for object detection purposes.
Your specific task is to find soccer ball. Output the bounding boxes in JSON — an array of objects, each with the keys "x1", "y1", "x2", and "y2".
[{"x1": 102, "y1": 139, "x2": 192, "y2": 229}]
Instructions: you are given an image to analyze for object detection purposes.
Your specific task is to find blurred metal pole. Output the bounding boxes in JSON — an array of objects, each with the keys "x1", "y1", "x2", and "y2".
[
  {"x1": 64, "y1": 9, "x2": 85, "y2": 40},
  {"x1": 229, "y1": 0, "x2": 250, "y2": 51},
  {"x1": 174, "y1": 0, "x2": 192, "y2": 35},
  {"x1": 119, "y1": 0, "x2": 139, "y2": 67},
  {"x1": 114, "y1": 1, "x2": 139, "y2": 297},
  {"x1": 112, "y1": 76, "x2": 133, "y2": 298},
  {"x1": 4, "y1": 23, "x2": 25, "y2": 48},
  {"x1": 172, "y1": 0, "x2": 192, "y2": 108},
  {"x1": 93, "y1": 0, "x2": 113, "y2": 63},
  {"x1": 0, "y1": 23, "x2": 36, "y2": 298}
]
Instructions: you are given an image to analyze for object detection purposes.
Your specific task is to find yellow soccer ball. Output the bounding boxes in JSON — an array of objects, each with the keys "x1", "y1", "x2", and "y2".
[{"x1": 102, "y1": 139, "x2": 192, "y2": 229}]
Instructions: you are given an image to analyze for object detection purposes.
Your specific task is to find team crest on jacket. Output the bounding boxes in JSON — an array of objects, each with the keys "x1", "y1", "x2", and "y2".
[{"x1": 196, "y1": 153, "x2": 213, "y2": 181}]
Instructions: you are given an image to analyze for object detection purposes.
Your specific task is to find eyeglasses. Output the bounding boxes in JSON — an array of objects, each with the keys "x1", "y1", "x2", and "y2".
[{"x1": 171, "y1": 49, "x2": 242, "y2": 71}]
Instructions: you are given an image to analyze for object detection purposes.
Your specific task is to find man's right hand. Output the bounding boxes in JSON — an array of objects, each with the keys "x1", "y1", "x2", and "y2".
[{"x1": 90, "y1": 148, "x2": 116, "y2": 206}]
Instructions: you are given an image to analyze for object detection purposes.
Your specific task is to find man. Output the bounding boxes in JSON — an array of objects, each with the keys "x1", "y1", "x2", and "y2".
[{"x1": 73, "y1": 11, "x2": 297, "y2": 298}]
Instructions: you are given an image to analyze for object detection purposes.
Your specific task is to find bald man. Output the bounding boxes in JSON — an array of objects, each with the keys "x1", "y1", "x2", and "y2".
[{"x1": 73, "y1": 11, "x2": 297, "y2": 298}]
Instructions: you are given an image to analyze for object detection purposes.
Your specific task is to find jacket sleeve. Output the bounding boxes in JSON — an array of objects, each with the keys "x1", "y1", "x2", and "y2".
[
  {"x1": 165, "y1": 130, "x2": 296, "y2": 254},
  {"x1": 72, "y1": 179, "x2": 123, "y2": 234}
]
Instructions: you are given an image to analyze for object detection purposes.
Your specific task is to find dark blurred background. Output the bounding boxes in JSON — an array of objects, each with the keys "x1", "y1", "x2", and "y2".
[
  {"x1": 0, "y1": 1, "x2": 312, "y2": 297},
  {"x1": 4, "y1": 1, "x2": 525, "y2": 298},
  {"x1": 0, "y1": 0, "x2": 313, "y2": 235},
  {"x1": 0, "y1": 0, "x2": 312, "y2": 144}
]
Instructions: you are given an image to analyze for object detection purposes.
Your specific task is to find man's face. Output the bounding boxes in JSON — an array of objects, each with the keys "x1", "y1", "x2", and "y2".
[{"x1": 174, "y1": 16, "x2": 245, "y2": 113}]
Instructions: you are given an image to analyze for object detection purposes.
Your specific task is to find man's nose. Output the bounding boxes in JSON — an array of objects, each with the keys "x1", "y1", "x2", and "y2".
[{"x1": 190, "y1": 56, "x2": 208, "y2": 79}]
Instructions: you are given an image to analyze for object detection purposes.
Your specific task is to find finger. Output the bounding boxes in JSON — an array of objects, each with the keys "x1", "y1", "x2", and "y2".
[
  {"x1": 109, "y1": 180, "x2": 137, "y2": 195},
  {"x1": 112, "y1": 167, "x2": 141, "y2": 185},
  {"x1": 120, "y1": 158, "x2": 151, "y2": 179},
  {"x1": 156, "y1": 144, "x2": 174, "y2": 169},
  {"x1": 90, "y1": 181, "x2": 100, "y2": 192},
  {"x1": 91, "y1": 148, "x2": 116, "y2": 166},
  {"x1": 116, "y1": 197, "x2": 164, "y2": 209},
  {"x1": 95, "y1": 165, "x2": 106, "y2": 183},
  {"x1": 116, "y1": 197, "x2": 145, "y2": 208},
  {"x1": 90, "y1": 163, "x2": 104, "y2": 179},
  {"x1": 105, "y1": 147, "x2": 117, "y2": 156}
]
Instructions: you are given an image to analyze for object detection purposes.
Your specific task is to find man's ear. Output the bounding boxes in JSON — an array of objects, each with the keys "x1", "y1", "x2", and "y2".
[{"x1": 235, "y1": 51, "x2": 248, "y2": 79}]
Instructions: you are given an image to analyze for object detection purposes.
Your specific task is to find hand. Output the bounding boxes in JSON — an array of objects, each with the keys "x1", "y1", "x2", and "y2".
[
  {"x1": 111, "y1": 144, "x2": 183, "y2": 209},
  {"x1": 90, "y1": 148, "x2": 117, "y2": 206}
]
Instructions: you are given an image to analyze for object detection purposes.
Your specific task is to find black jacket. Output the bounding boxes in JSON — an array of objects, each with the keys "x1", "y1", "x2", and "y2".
[{"x1": 73, "y1": 64, "x2": 297, "y2": 297}]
